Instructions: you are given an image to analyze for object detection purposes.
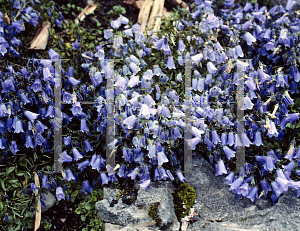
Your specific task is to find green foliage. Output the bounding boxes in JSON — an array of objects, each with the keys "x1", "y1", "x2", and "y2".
[
  {"x1": 109, "y1": 5, "x2": 126, "y2": 16},
  {"x1": 173, "y1": 182, "x2": 196, "y2": 222},
  {"x1": 73, "y1": 188, "x2": 104, "y2": 231},
  {"x1": 148, "y1": 202, "x2": 162, "y2": 227}
]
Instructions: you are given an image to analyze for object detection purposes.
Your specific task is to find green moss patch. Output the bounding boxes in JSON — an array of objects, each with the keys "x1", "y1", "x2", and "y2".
[
  {"x1": 148, "y1": 202, "x2": 162, "y2": 227},
  {"x1": 173, "y1": 182, "x2": 197, "y2": 222}
]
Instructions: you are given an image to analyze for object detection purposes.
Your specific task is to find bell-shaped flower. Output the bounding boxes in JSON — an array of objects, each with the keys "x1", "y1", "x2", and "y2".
[
  {"x1": 127, "y1": 167, "x2": 139, "y2": 180},
  {"x1": 178, "y1": 39, "x2": 185, "y2": 52},
  {"x1": 177, "y1": 170, "x2": 186, "y2": 182},
  {"x1": 80, "y1": 119, "x2": 89, "y2": 132},
  {"x1": 10, "y1": 141, "x2": 19, "y2": 155},
  {"x1": 64, "y1": 136, "x2": 71, "y2": 146},
  {"x1": 241, "y1": 133, "x2": 252, "y2": 147},
  {"x1": 123, "y1": 115, "x2": 137, "y2": 129},
  {"x1": 56, "y1": 187, "x2": 65, "y2": 201},
  {"x1": 263, "y1": 156, "x2": 275, "y2": 172},
  {"x1": 111, "y1": 19, "x2": 121, "y2": 29},
  {"x1": 154, "y1": 37, "x2": 170, "y2": 52},
  {"x1": 191, "y1": 53, "x2": 203, "y2": 65},
  {"x1": 215, "y1": 160, "x2": 228, "y2": 176},
  {"x1": 187, "y1": 137, "x2": 201, "y2": 150},
  {"x1": 115, "y1": 77, "x2": 127, "y2": 92},
  {"x1": 128, "y1": 75, "x2": 140, "y2": 88},
  {"x1": 164, "y1": 170, "x2": 173, "y2": 181},
  {"x1": 72, "y1": 148, "x2": 83, "y2": 161},
  {"x1": 100, "y1": 172, "x2": 109, "y2": 185},
  {"x1": 157, "y1": 151, "x2": 168, "y2": 166},
  {"x1": 224, "y1": 172, "x2": 235, "y2": 184},
  {"x1": 129, "y1": 62, "x2": 139, "y2": 74},
  {"x1": 71, "y1": 40, "x2": 81, "y2": 50},
  {"x1": 42, "y1": 175, "x2": 51, "y2": 190},
  {"x1": 240, "y1": 96, "x2": 254, "y2": 110},
  {"x1": 84, "y1": 140, "x2": 93, "y2": 152},
  {"x1": 81, "y1": 181, "x2": 93, "y2": 194},
  {"x1": 68, "y1": 77, "x2": 81, "y2": 87},
  {"x1": 139, "y1": 179, "x2": 151, "y2": 191},
  {"x1": 43, "y1": 67, "x2": 53, "y2": 82},
  {"x1": 282, "y1": 161, "x2": 296, "y2": 172},
  {"x1": 36, "y1": 121, "x2": 48, "y2": 133},
  {"x1": 286, "y1": 0, "x2": 296, "y2": 11},
  {"x1": 65, "y1": 169, "x2": 75, "y2": 181},
  {"x1": 272, "y1": 182, "x2": 283, "y2": 198},
  {"x1": 267, "y1": 121, "x2": 279, "y2": 138},
  {"x1": 212, "y1": 130, "x2": 221, "y2": 145},
  {"x1": 71, "y1": 102, "x2": 83, "y2": 116},
  {"x1": 14, "y1": 120, "x2": 24, "y2": 133},
  {"x1": 104, "y1": 29, "x2": 113, "y2": 39},
  {"x1": 20, "y1": 93, "x2": 30, "y2": 105},
  {"x1": 76, "y1": 160, "x2": 89, "y2": 172},
  {"x1": 25, "y1": 135, "x2": 34, "y2": 148},
  {"x1": 30, "y1": 79, "x2": 42, "y2": 93},
  {"x1": 221, "y1": 133, "x2": 227, "y2": 146},
  {"x1": 237, "y1": 183, "x2": 249, "y2": 197},
  {"x1": 45, "y1": 105, "x2": 54, "y2": 118},
  {"x1": 246, "y1": 187, "x2": 258, "y2": 202},
  {"x1": 229, "y1": 177, "x2": 244, "y2": 191},
  {"x1": 58, "y1": 151, "x2": 72, "y2": 162},
  {"x1": 245, "y1": 79, "x2": 256, "y2": 91},
  {"x1": 244, "y1": 32, "x2": 256, "y2": 46},
  {"x1": 13, "y1": 0, "x2": 21, "y2": 9},
  {"x1": 166, "y1": 55, "x2": 176, "y2": 69},
  {"x1": 139, "y1": 104, "x2": 150, "y2": 119},
  {"x1": 223, "y1": 146, "x2": 236, "y2": 160},
  {"x1": 207, "y1": 62, "x2": 218, "y2": 75},
  {"x1": 253, "y1": 131, "x2": 263, "y2": 146},
  {"x1": 24, "y1": 110, "x2": 39, "y2": 123}
]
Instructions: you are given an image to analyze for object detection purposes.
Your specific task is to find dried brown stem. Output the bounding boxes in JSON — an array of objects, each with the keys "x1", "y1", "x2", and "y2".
[{"x1": 28, "y1": 22, "x2": 51, "y2": 50}]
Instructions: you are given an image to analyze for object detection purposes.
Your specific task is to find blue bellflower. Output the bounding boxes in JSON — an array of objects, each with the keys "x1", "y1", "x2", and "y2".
[
  {"x1": 81, "y1": 180, "x2": 93, "y2": 194},
  {"x1": 77, "y1": 160, "x2": 90, "y2": 172},
  {"x1": 215, "y1": 160, "x2": 228, "y2": 176},
  {"x1": 55, "y1": 187, "x2": 65, "y2": 201},
  {"x1": 58, "y1": 151, "x2": 72, "y2": 162}
]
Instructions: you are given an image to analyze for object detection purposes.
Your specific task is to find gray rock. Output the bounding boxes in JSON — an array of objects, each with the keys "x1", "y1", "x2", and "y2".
[
  {"x1": 41, "y1": 190, "x2": 56, "y2": 213},
  {"x1": 184, "y1": 155, "x2": 300, "y2": 231},
  {"x1": 97, "y1": 181, "x2": 180, "y2": 231},
  {"x1": 97, "y1": 196, "x2": 153, "y2": 226},
  {"x1": 135, "y1": 181, "x2": 180, "y2": 230}
]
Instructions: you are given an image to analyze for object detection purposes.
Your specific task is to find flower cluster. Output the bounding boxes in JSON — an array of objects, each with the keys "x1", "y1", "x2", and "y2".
[{"x1": 1, "y1": 2, "x2": 300, "y2": 224}]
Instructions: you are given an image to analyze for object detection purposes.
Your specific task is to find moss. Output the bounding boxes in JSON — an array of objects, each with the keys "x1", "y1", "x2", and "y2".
[
  {"x1": 148, "y1": 202, "x2": 162, "y2": 227},
  {"x1": 172, "y1": 182, "x2": 197, "y2": 222}
]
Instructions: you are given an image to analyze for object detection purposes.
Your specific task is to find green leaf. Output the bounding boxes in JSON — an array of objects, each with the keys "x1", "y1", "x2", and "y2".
[
  {"x1": 71, "y1": 190, "x2": 78, "y2": 197},
  {"x1": 6, "y1": 166, "x2": 15, "y2": 175},
  {"x1": 1, "y1": 180, "x2": 6, "y2": 191},
  {"x1": 85, "y1": 203, "x2": 92, "y2": 210},
  {"x1": 81, "y1": 215, "x2": 86, "y2": 221},
  {"x1": 75, "y1": 207, "x2": 81, "y2": 214}
]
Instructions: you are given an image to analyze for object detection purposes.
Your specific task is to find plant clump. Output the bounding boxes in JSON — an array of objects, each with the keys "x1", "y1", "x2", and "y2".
[{"x1": 173, "y1": 182, "x2": 196, "y2": 222}]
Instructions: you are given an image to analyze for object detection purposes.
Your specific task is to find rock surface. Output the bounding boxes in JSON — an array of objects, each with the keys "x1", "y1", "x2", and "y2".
[
  {"x1": 97, "y1": 155, "x2": 300, "y2": 231},
  {"x1": 185, "y1": 155, "x2": 300, "y2": 231},
  {"x1": 96, "y1": 181, "x2": 180, "y2": 231},
  {"x1": 41, "y1": 190, "x2": 56, "y2": 213}
]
